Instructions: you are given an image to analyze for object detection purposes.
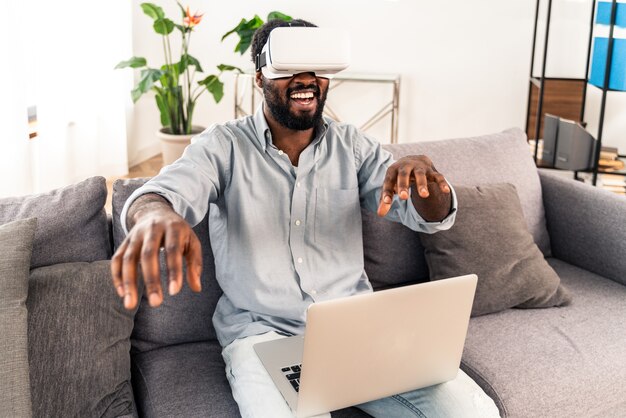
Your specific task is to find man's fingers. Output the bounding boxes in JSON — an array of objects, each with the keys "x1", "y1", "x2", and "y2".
[
  {"x1": 434, "y1": 173, "x2": 451, "y2": 193},
  {"x1": 377, "y1": 167, "x2": 398, "y2": 217},
  {"x1": 121, "y1": 239, "x2": 141, "y2": 310},
  {"x1": 396, "y1": 167, "x2": 411, "y2": 200},
  {"x1": 140, "y1": 225, "x2": 165, "y2": 307},
  {"x1": 412, "y1": 167, "x2": 430, "y2": 198},
  {"x1": 184, "y1": 232, "x2": 203, "y2": 293},
  {"x1": 111, "y1": 204, "x2": 204, "y2": 310},
  {"x1": 164, "y1": 228, "x2": 184, "y2": 296},
  {"x1": 111, "y1": 240, "x2": 128, "y2": 298}
]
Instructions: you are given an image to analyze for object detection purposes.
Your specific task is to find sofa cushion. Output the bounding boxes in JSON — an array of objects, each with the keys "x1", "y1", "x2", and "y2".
[
  {"x1": 112, "y1": 178, "x2": 222, "y2": 349},
  {"x1": 384, "y1": 128, "x2": 551, "y2": 256},
  {"x1": 131, "y1": 341, "x2": 239, "y2": 417},
  {"x1": 419, "y1": 183, "x2": 571, "y2": 316},
  {"x1": 461, "y1": 258, "x2": 626, "y2": 417},
  {"x1": 0, "y1": 176, "x2": 111, "y2": 268},
  {"x1": 362, "y1": 209, "x2": 429, "y2": 290},
  {"x1": 131, "y1": 340, "x2": 370, "y2": 418},
  {"x1": 27, "y1": 261, "x2": 137, "y2": 417},
  {"x1": 0, "y1": 218, "x2": 36, "y2": 417}
]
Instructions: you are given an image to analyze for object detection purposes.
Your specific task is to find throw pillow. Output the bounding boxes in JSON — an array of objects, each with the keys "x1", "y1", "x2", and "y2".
[
  {"x1": 0, "y1": 176, "x2": 110, "y2": 268},
  {"x1": 361, "y1": 209, "x2": 430, "y2": 290},
  {"x1": 419, "y1": 183, "x2": 571, "y2": 316},
  {"x1": 384, "y1": 128, "x2": 552, "y2": 256},
  {"x1": 0, "y1": 218, "x2": 37, "y2": 417},
  {"x1": 27, "y1": 260, "x2": 137, "y2": 417}
]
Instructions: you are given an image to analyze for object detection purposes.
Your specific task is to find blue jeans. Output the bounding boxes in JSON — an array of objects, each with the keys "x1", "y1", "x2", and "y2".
[{"x1": 222, "y1": 332, "x2": 500, "y2": 418}]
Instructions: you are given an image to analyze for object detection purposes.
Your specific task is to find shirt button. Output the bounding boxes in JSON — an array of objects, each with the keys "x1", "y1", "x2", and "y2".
[
  {"x1": 278, "y1": 150, "x2": 284, "y2": 156},
  {"x1": 295, "y1": 220, "x2": 301, "y2": 226},
  {"x1": 296, "y1": 182, "x2": 301, "y2": 187},
  {"x1": 311, "y1": 289, "x2": 317, "y2": 295},
  {"x1": 297, "y1": 257, "x2": 303, "y2": 264}
]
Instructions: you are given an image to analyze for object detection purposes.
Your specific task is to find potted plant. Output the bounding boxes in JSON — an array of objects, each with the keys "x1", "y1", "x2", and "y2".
[{"x1": 116, "y1": 2, "x2": 242, "y2": 165}]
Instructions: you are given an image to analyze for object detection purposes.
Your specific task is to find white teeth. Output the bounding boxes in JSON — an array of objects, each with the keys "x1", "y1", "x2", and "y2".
[{"x1": 291, "y1": 92, "x2": 314, "y2": 99}]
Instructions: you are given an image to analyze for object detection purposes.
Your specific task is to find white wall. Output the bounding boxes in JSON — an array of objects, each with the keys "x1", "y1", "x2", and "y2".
[{"x1": 127, "y1": 0, "x2": 625, "y2": 165}]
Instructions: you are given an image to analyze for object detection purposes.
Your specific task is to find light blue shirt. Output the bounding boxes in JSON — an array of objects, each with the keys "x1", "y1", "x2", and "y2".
[{"x1": 122, "y1": 105, "x2": 457, "y2": 347}]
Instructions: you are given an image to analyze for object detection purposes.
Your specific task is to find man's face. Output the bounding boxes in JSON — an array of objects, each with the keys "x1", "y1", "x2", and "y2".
[{"x1": 262, "y1": 72, "x2": 329, "y2": 131}]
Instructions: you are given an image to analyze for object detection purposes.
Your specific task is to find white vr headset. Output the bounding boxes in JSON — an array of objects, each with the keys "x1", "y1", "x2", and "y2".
[{"x1": 255, "y1": 27, "x2": 351, "y2": 79}]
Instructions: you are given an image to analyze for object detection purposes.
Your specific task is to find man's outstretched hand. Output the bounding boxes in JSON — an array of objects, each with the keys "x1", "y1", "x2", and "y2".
[
  {"x1": 377, "y1": 155, "x2": 452, "y2": 222},
  {"x1": 111, "y1": 194, "x2": 203, "y2": 310}
]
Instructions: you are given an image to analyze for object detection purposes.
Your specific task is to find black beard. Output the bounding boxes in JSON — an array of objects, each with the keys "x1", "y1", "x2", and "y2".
[{"x1": 263, "y1": 80, "x2": 327, "y2": 131}]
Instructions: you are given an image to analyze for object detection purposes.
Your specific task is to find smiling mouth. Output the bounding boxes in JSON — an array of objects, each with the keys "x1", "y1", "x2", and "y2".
[{"x1": 290, "y1": 91, "x2": 316, "y2": 106}]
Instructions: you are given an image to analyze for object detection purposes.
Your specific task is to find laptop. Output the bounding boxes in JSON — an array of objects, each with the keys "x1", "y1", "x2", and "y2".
[{"x1": 253, "y1": 274, "x2": 477, "y2": 418}]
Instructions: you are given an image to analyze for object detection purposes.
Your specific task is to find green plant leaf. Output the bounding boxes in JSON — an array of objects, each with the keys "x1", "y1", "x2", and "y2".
[
  {"x1": 115, "y1": 56, "x2": 147, "y2": 69},
  {"x1": 136, "y1": 68, "x2": 163, "y2": 99},
  {"x1": 141, "y1": 3, "x2": 164, "y2": 20},
  {"x1": 170, "y1": 86, "x2": 184, "y2": 134},
  {"x1": 154, "y1": 18, "x2": 175, "y2": 35},
  {"x1": 221, "y1": 18, "x2": 246, "y2": 42},
  {"x1": 184, "y1": 101, "x2": 195, "y2": 134},
  {"x1": 221, "y1": 15, "x2": 264, "y2": 55},
  {"x1": 155, "y1": 93, "x2": 171, "y2": 126},
  {"x1": 267, "y1": 11, "x2": 292, "y2": 22},
  {"x1": 131, "y1": 86, "x2": 144, "y2": 103},
  {"x1": 245, "y1": 15, "x2": 265, "y2": 30},
  {"x1": 199, "y1": 75, "x2": 224, "y2": 103},
  {"x1": 160, "y1": 63, "x2": 179, "y2": 88},
  {"x1": 176, "y1": 1, "x2": 186, "y2": 19},
  {"x1": 179, "y1": 54, "x2": 203, "y2": 73},
  {"x1": 217, "y1": 64, "x2": 243, "y2": 73}
]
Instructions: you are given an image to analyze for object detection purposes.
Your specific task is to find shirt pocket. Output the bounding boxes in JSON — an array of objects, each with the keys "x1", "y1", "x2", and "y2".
[{"x1": 314, "y1": 187, "x2": 361, "y2": 250}]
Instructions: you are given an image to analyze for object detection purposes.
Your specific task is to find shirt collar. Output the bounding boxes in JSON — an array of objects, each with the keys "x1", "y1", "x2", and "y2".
[{"x1": 253, "y1": 102, "x2": 330, "y2": 152}]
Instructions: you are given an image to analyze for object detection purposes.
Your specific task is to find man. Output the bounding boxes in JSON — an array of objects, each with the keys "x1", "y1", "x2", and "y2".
[{"x1": 112, "y1": 18, "x2": 500, "y2": 418}]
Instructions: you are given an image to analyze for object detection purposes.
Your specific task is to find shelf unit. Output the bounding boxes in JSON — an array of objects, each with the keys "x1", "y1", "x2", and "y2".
[{"x1": 526, "y1": 0, "x2": 625, "y2": 186}]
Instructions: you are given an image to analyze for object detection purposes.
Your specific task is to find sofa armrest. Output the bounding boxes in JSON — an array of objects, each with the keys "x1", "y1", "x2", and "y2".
[{"x1": 539, "y1": 170, "x2": 626, "y2": 286}]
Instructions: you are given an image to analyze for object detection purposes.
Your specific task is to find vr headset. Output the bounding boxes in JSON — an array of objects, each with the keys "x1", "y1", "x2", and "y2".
[{"x1": 255, "y1": 27, "x2": 351, "y2": 79}]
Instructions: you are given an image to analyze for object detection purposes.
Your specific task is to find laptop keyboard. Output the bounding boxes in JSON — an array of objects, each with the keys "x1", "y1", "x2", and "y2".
[{"x1": 281, "y1": 364, "x2": 302, "y2": 392}]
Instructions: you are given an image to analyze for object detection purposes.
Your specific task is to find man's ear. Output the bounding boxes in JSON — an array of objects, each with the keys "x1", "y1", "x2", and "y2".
[{"x1": 255, "y1": 71, "x2": 263, "y2": 88}]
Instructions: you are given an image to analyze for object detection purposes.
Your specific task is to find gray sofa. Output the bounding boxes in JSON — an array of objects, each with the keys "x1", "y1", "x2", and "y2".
[{"x1": 2, "y1": 127, "x2": 625, "y2": 417}]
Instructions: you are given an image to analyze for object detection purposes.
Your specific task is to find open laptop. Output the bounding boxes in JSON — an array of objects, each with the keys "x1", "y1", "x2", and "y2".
[{"x1": 254, "y1": 274, "x2": 477, "y2": 417}]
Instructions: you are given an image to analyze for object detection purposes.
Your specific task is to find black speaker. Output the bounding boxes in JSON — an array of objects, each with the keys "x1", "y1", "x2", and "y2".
[{"x1": 541, "y1": 113, "x2": 559, "y2": 166}]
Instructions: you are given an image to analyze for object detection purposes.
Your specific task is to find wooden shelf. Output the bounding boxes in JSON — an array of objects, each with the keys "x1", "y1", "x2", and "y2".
[{"x1": 526, "y1": 78, "x2": 586, "y2": 140}]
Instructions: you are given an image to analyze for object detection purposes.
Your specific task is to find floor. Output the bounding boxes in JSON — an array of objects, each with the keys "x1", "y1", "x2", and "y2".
[{"x1": 105, "y1": 154, "x2": 164, "y2": 213}]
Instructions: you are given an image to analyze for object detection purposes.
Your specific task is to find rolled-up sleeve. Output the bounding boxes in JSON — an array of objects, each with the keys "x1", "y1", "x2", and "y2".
[
  {"x1": 120, "y1": 126, "x2": 231, "y2": 235},
  {"x1": 354, "y1": 131, "x2": 457, "y2": 234}
]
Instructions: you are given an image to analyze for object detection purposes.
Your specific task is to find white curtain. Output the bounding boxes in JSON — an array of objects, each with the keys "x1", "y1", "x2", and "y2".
[
  {"x1": 0, "y1": 1, "x2": 32, "y2": 197},
  {"x1": 0, "y1": 0, "x2": 132, "y2": 198}
]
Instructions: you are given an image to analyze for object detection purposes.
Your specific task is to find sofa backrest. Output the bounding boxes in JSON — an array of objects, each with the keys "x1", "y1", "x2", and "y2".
[
  {"x1": 112, "y1": 179, "x2": 222, "y2": 350},
  {"x1": 364, "y1": 128, "x2": 550, "y2": 291},
  {"x1": 388, "y1": 128, "x2": 550, "y2": 253},
  {"x1": 0, "y1": 176, "x2": 111, "y2": 268},
  {"x1": 113, "y1": 127, "x2": 549, "y2": 348}
]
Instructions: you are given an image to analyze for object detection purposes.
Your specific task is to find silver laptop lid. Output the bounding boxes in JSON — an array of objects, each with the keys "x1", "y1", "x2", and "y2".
[{"x1": 296, "y1": 274, "x2": 477, "y2": 417}]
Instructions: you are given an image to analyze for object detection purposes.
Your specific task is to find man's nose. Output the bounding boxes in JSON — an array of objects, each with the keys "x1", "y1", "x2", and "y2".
[{"x1": 292, "y1": 72, "x2": 317, "y2": 83}]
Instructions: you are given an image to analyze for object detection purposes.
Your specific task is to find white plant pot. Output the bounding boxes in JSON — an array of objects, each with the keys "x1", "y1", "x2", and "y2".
[{"x1": 156, "y1": 126, "x2": 205, "y2": 166}]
